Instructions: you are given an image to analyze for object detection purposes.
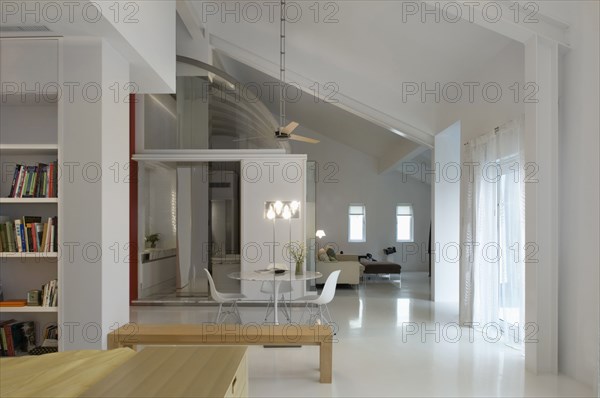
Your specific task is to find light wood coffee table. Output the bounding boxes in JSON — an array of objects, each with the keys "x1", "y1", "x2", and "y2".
[{"x1": 81, "y1": 346, "x2": 248, "y2": 397}]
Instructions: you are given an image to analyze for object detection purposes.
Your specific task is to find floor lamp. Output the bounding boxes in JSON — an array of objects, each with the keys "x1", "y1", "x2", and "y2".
[{"x1": 264, "y1": 200, "x2": 300, "y2": 323}]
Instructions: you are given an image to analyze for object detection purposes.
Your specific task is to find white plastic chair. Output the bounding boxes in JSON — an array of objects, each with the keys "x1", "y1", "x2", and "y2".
[
  {"x1": 204, "y1": 268, "x2": 246, "y2": 324},
  {"x1": 297, "y1": 270, "x2": 340, "y2": 325},
  {"x1": 260, "y1": 281, "x2": 293, "y2": 322}
]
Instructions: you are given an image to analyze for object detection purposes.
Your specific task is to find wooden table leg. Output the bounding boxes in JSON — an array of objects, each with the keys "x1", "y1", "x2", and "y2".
[
  {"x1": 319, "y1": 341, "x2": 332, "y2": 383},
  {"x1": 107, "y1": 335, "x2": 120, "y2": 350}
]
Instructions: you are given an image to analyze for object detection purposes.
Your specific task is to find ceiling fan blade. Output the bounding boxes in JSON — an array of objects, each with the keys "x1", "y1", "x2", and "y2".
[
  {"x1": 289, "y1": 134, "x2": 320, "y2": 144},
  {"x1": 280, "y1": 121, "x2": 299, "y2": 135}
]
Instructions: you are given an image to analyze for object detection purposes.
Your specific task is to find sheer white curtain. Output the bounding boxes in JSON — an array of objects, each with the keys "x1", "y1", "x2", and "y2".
[{"x1": 460, "y1": 118, "x2": 525, "y2": 348}]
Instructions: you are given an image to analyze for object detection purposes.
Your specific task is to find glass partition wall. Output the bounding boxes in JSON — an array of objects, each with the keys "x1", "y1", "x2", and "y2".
[
  {"x1": 144, "y1": 57, "x2": 285, "y2": 151},
  {"x1": 137, "y1": 58, "x2": 284, "y2": 302},
  {"x1": 306, "y1": 161, "x2": 317, "y2": 292}
]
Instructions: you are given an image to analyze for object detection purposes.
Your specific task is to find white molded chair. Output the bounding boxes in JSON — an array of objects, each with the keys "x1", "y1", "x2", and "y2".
[
  {"x1": 260, "y1": 281, "x2": 293, "y2": 322},
  {"x1": 204, "y1": 268, "x2": 246, "y2": 324},
  {"x1": 297, "y1": 270, "x2": 341, "y2": 325}
]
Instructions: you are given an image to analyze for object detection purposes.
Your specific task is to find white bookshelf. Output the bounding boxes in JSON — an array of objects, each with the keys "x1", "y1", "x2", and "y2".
[
  {"x1": 0, "y1": 307, "x2": 58, "y2": 313},
  {"x1": 0, "y1": 252, "x2": 58, "y2": 259},
  {"x1": 0, "y1": 198, "x2": 59, "y2": 204},
  {"x1": 0, "y1": 37, "x2": 62, "y2": 352},
  {"x1": 0, "y1": 144, "x2": 59, "y2": 156}
]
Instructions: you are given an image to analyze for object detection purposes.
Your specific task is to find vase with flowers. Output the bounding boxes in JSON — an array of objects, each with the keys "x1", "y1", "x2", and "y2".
[{"x1": 289, "y1": 242, "x2": 306, "y2": 275}]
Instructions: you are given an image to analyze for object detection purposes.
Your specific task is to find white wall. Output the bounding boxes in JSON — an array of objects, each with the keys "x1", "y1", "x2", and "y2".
[
  {"x1": 432, "y1": 121, "x2": 461, "y2": 302},
  {"x1": 240, "y1": 156, "x2": 306, "y2": 299},
  {"x1": 554, "y1": 2, "x2": 600, "y2": 392},
  {"x1": 94, "y1": 1, "x2": 176, "y2": 93},
  {"x1": 438, "y1": 41, "x2": 525, "y2": 144},
  {"x1": 1, "y1": 1, "x2": 176, "y2": 93},
  {"x1": 291, "y1": 132, "x2": 431, "y2": 272}
]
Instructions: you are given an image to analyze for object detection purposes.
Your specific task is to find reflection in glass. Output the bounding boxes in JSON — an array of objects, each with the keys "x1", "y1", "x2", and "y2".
[
  {"x1": 144, "y1": 57, "x2": 287, "y2": 151},
  {"x1": 396, "y1": 298, "x2": 411, "y2": 327},
  {"x1": 349, "y1": 298, "x2": 364, "y2": 329}
]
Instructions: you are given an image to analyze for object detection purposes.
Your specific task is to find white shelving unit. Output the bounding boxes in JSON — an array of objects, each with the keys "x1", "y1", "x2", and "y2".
[
  {"x1": 0, "y1": 37, "x2": 62, "y2": 351},
  {"x1": 0, "y1": 307, "x2": 58, "y2": 313},
  {"x1": 0, "y1": 198, "x2": 59, "y2": 204},
  {"x1": 0, "y1": 144, "x2": 59, "y2": 156},
  {"x1": 0, "y1": 252, "x2": 58, "y2": 258}
]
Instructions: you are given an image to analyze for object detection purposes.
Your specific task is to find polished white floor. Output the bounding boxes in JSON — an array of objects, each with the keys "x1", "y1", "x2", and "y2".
[{"x1": 130, "y1": 272, "x2": 593, "y2": 397}]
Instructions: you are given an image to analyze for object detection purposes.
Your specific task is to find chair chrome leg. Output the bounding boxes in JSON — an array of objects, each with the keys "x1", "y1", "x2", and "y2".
[
  {"x1": 302, "y1": 303, "x2": 319, "y2": 325},
  {"x1": 280, "y1": 295, "x2": 291, "y2": 322},
  {"x1": 264, "y1": 296, "x2": 274, "y2": 321},
  {"x1": 216, "y1": 303, "x2": 224, "y2": 324},
  {"x1": 264, "y1": 294, "x2": 291, "y2": 323},
  {"x1": 305, "y1": 304, "x2": 317, "y2": 325},
  {"x1": 233, "y1": 301, "x2": 242, "y2": 324},
  {"x1": 324, "y1": 304, "x2": 333, "y2": 324},
  {"x1": 299, "y1": 302, "x2": 309, "y2": 324}
]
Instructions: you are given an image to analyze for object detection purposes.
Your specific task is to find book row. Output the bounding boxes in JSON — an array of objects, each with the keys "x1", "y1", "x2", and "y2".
[
  {"x1": 40, "y1": 279, "x2": 58, "y2": 307},
  {"x1": 7, "y1": 162, "x2": 58, "y2": 198},
  {"x1": 0, "y1": 319, "x2": 36, "y2": 356},
  {"x1": 0, "y1": 320, "x2": 57, "y2": 356},
  {"x1": 0, "y1": 216, "x2": 58, "y2": 253}
]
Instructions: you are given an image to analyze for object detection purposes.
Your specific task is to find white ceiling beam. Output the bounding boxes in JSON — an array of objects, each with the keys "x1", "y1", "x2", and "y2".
[
  {"x1": 209, "y1": 34, "x2": 435, "y2": 148},
  {"x1": 133, "y1": 149, "x2": 289, "y2": 162},
  {"x1": 421, "y1": 0, "x2": 569, "y2": 48},
  {"x1": 177, "y1": 0, "x2": 205, "y2": 40}
]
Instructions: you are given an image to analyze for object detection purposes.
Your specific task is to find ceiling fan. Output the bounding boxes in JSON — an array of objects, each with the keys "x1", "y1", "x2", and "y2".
[
  {"x1": 236, "y1": 0, "x2": 320, "y2": 145},
  {"x1": 275, "y1": 122, "x2": 319, "y2": 144},
  {"x1": 234, "y1": 121, "x2": 319, "y2": 144}
]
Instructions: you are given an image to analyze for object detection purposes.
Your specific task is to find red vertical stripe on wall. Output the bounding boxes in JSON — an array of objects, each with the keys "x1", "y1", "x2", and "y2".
[{"x1": 129, "y1": 94, "x2": 139, "y2": 302}]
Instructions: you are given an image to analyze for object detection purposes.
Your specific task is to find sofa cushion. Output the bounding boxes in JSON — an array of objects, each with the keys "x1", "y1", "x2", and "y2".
[
  {"x1": 326, "y1": 247, "x2": 337, "y2": 261},
  {"x1": 318, "y1": 248, "x2": 330, "y2": 262},
  {"x1": 337, "y1": 254, "x2": 359, "y2": 262}
]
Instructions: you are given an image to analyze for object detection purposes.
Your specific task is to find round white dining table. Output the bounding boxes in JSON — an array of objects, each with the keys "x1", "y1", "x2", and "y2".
[{"x1": 228, "y1": 271, "x2": 322, "y2": 324}]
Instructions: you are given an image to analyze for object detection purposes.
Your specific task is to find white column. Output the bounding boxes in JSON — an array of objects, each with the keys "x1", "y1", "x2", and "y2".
[
  {"x1": 61, "y1": 38, "x2": 130, "y2": 350},
  {"x1": 100, "y1": 40, "x2": 130, "y2": 342},
  {"x1": 432, "y1": 121, "x2": 461, "y2": 302},
  {"x1": 524, "y1": 35, "x2": 559, "y2": 374}
]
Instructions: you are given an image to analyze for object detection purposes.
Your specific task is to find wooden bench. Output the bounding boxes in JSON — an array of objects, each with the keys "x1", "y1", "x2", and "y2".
[{"x1": 107, "y1": 323, "x2": 334, "y2": 383}]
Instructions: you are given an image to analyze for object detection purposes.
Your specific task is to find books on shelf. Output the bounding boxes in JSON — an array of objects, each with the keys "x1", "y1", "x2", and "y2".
[
  {"x1": 40, "y1": 279, "x2": 58, "y2": 307},
  {"x1": 0, "y1": 319, "x2": 36, "y2": 356},
  {"x1": 29, "y1": 324, "x2": 58, "y2": 355},
  {"x1": 7, "y1": 161, "x2": 58, "y2": 198},
  {"x1": 0, "y1": 300, "x2": 27, "y2": 307},
  {"x1": 0, "y1": 216, "x2": 57, "y2": 253}
]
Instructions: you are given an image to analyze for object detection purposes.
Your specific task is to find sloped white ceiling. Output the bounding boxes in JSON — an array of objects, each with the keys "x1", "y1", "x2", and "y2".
[
  {"x1": 215, "y1": 51, "x2": 413, "y2": 160},
  {"x1": 196, "y1": 1, "x2": 524, "y2": 158}
]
